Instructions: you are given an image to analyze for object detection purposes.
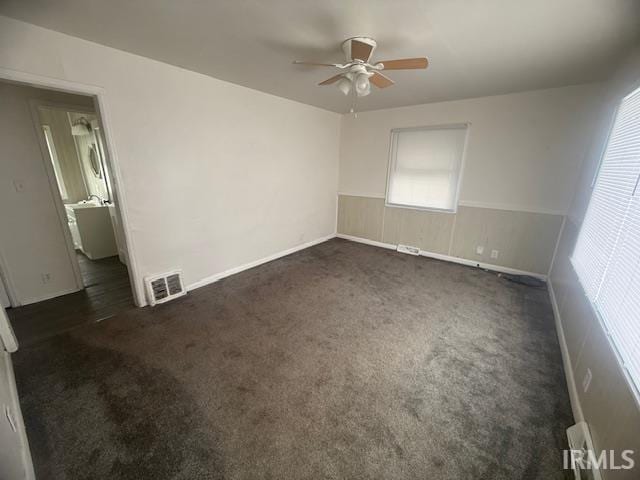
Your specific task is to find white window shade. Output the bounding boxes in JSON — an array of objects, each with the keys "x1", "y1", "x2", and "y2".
[
  {"x1": 571, "y1": 85, "x2": 640, "y2": 396},
  {"x1": 386, "y1": 125, "x2": 467, "y2": 211}
]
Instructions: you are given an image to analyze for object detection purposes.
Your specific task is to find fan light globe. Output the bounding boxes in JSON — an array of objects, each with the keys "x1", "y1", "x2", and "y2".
[
  {"x1": 355, "y1": 73, "x2": 371, "y2": 97},
  {"x1": 336, "y1": 77, "x2": 352, "y2": 96}
]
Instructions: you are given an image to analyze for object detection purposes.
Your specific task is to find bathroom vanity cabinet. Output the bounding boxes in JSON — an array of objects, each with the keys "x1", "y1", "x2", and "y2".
[{"x1": 65, "y1": 203, "x2": 118, "y2": 259}]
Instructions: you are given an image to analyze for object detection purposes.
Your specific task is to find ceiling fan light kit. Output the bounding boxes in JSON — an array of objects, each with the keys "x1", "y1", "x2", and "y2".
[
  {"x1": 294, "y1": 36, "x2": 428, "y2": 102},
  {"x1": 336, "y1": 76, "x2": 352, "y2": 96}
]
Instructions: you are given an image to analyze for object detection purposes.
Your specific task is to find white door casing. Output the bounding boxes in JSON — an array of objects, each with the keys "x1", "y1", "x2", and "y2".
[{"x1": 0, "y1": 307, "x2": 35, "y2": 479}]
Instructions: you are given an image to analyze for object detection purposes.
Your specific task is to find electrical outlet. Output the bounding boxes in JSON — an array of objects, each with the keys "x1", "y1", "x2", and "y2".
[
  {"x1": 476, "y1": 246, "x2": 484, "y2": 255},
  {"x1": 582, "y1": 368, "x2": 592, "y2": 393},
  {"x1": 491, "y1": 250, "x2": 499, "y2": 259},
  {"x1": 41, "y1": 273, "x2": 51, "y2": 284}
]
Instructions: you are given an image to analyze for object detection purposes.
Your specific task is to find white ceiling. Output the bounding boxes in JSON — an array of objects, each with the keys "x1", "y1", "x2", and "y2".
[{"x1": 1, "y1": 0, "x2": 638, "y2": 113}]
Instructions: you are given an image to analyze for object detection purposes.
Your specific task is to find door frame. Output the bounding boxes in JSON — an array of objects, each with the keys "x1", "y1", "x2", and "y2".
[
  {"x1": 0, "y1": 68, "x2": 145, "y2": 307},
  {"x1": 0, "y1": 306, "x2": 35, "y2": 480},
  {"x1": 0, "y1": 250, "x2": 19, "y2": 308}
]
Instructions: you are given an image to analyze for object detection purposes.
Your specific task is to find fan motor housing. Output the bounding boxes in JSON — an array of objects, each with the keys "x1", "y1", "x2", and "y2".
[{"x1": 341, "y1": 37, "x2": 377, "y2": 62}]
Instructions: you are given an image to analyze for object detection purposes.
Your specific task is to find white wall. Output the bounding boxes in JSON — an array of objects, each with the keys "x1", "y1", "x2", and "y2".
[
  {"x1": 549, "y1": 46, "x2": 640, "y2": 479},
  {"x1": 340, "y1": 84, "x2": 601, "y2": 215},
  {"x1": 0, "y1": 16, "x2": 341, "y2": 304},
  {"x1": 0, "y1": 83, "x2": 92, "y2": 305}
]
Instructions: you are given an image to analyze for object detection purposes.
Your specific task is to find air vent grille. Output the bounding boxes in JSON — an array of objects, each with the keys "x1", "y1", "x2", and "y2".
[
  {"x1": 151, "y1": 278, "x2": 168, "y2": 300},
  {"x1": 566, "y1": 422, "x2": 602, "y2": 480},
  {"x1": 167, "y1": 274, "x2": 183, "y2": 295},
  {"x1": 144, "y1": 270, "x2": 186, "y2": 306},
  {"x1": 397, "y1": 244, "x2": 420, "y2": 256}
]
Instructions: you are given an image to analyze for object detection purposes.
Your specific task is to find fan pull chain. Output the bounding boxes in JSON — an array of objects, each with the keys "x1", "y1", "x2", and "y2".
[{"x1": 350, "y1": 89, "x2": 358, "y2": 118}]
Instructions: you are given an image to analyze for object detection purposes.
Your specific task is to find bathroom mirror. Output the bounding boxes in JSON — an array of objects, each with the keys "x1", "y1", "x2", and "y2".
[{"x1": 88, "y1": 144, "x2": 102, "y2": 178}]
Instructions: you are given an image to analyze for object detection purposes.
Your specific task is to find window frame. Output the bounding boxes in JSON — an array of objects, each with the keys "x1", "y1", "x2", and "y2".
[
  {"x1": 570, "y1": 82, "x2": 640, "y2": 403},
  {"x1": 384, "y1": 123, "x2": 470, "y2": 214}
]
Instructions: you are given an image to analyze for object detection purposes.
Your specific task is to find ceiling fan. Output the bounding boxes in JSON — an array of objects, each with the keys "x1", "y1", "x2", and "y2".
[{"x1": 294, "y1": 37, "x2": 428, "y2": 98}]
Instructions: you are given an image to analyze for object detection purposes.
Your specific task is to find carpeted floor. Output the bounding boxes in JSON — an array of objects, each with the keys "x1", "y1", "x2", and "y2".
[{"x1": 14, "y1": 238, "x2": 573, "y2": 479}]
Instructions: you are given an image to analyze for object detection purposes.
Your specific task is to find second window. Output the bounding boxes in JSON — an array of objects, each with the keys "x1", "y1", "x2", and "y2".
[{"x1": 386, "y1": 125, "x2": 468, "y2": 212}]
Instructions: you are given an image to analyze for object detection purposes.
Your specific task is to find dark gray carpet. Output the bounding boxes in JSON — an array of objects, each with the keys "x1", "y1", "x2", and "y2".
[{"x1": 14, "y1": 238, "x2": 573, "y2": 479}]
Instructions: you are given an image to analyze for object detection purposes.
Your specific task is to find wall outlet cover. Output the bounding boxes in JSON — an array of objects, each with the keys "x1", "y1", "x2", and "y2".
[
  {"x1": 491, "y1": 249, "x2": 499, "y2": 259},
  {"x1": 476, "y1": 246, "x2": 484, "y2": 255}
]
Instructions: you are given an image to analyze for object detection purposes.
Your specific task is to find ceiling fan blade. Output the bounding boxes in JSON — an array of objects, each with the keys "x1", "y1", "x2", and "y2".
[
  {"x1": 378, "y1": 58, "x2": 429, "y2": 70},
  {"x1": 293, "y1": 61, "x2": 344, "y2": 68},
  {"x1": 370, "y1": 72, "x2": 395, "y2": 89},
  {"x1": 318, "y1": 74, "x2": 344, "y2": 86},
  {"x1": 351, "y1": 39, "x2": 375, "y2": 62}
]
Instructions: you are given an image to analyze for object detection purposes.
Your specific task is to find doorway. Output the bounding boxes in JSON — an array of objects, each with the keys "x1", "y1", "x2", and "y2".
[{"x1": 0, "y1": 80, "x2": 137, "y2": 346}]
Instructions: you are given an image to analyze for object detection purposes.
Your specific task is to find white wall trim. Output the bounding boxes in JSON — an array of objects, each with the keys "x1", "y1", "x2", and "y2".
[
  {"x1": 1, "y1": 350, "x2": 35, "y2": 480},
  {"x1": 336, "y1": 194, "x2": 566, "y2": 216},
  {"x1": 336, "y1": 233, "x2": 547, "y2": 280},
  {"x1": 458, "y1": 200, "x2": 566, "y2": 216},
  {"x1": 333, "y1": 193, "x2": 339, "y2": 236},
  {"x1": 421, "y1": 248, "x2": 547, "y2": 280},
  {"x1": 337, "y1": 192, "x2": 386, "y2": 199},
  {"x1": 186, "y1": 234, "x2": 336, "y2": 292},
  {"x1": 548, "y1": 279, "x2": 584, "y2": 423},
  {"x1": 0, "y1": 307, "x2": 17, "y2": 353},
  {"x1": 335, "y1": 233, "x2": 397, "y2": 251},
  {"x1": 0, "y1": 250, "x2": 19, "y2": 308},
  {"x1": 0, "y1": 67, "x2": 145, "y2": 307},
  {"x1": 0, "y1": 308, "x2": 34, "y2": 479}
]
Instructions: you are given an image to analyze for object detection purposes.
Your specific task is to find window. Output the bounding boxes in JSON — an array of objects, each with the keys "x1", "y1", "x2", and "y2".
[
  {"x1": 571, "y1": 85, "x2": 640, "y2": 396},
  {"x1": 386, "y1": 125, "x2": 468, "y2": 212},
  {"x1": 42, "y1": 125, "x2": 69, "y2": 201}
]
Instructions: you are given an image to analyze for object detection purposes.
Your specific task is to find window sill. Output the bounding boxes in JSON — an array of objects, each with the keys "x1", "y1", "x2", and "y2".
[{"x1": 384, "y1": 201, "x2": 457, "y2": 214}]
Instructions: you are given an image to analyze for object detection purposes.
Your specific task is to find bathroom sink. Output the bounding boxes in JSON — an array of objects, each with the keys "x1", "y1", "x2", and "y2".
[
  {"x1": 66, "y1": 202, "x2": 101, "y2": 209},
  {"x1": 65, "y1": 202, "x2": 117, "y2": 259}
]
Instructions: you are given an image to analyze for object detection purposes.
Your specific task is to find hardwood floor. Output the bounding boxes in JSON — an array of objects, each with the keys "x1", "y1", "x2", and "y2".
[{"x1": 7, "y1": 253, "x2": 134, "y2": 346}]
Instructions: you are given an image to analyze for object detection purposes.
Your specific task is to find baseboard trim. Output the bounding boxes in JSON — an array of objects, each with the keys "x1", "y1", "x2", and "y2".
[
  {"x1": 336, "y1": 193, "x2": 566, "y2": 216},
  {"x1": 337, "y1": 192, "x2": 386, "y2": 200},
  {"x1": 336, "y1": 233, "x2": 547, "y2": 280},
  {"x1": 186, "y1": 233, "x2": 336, "y2": 292},
  {"x1": 548, "y1": 280, "x2": 584, "y2": 422},
  {"x1": 20, "y1": 286, "x2": 83, "y2": 307},
  {"x1": 335, "y1": 233, "x2": 397, "y2": 251}
]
